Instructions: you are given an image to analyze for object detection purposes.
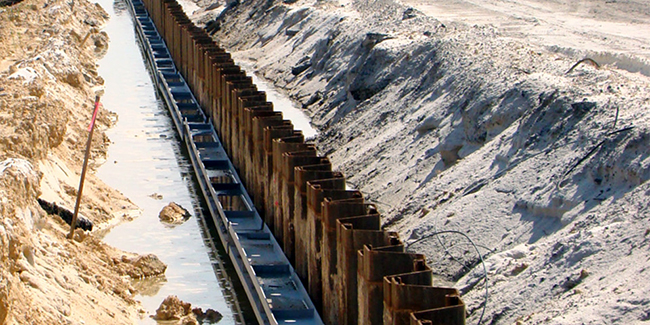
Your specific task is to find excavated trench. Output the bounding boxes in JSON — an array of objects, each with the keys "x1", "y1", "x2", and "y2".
[
  {"x1": 93, "y1": 0, "x2": 250, "y2": 322},
  {"x1": 93, "y1": 0, "x2": 319, "y2": 322}
]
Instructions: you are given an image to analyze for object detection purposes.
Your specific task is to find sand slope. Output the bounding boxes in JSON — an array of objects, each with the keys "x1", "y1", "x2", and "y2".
[
  {"x1": 0, "y1": 0, "x2": 165, "y2": 323},
  {"x1": 203, "y1": 0, "x2": 650, "y2": 322}
]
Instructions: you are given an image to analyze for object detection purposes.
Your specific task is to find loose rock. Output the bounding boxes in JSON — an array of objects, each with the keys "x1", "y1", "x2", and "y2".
[
  {"x1": 193, "y1": 307, "x2": 223, "y2": 323},
  {"x1": 159, "y1": 202, "x2": 191, "y2": 225},
  {"x1": 115, "y1": 254, "x2": 167, "y2": 279},
  {"x1": 152, "y1": 295, "x2": 198, "y2": 324}
]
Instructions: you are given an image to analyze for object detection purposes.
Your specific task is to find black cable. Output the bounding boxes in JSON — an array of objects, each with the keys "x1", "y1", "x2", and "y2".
[
  {"x1": 557, "y1": 126, "x2": 635, "y2": 189},
  {"x1": 407, "y1": 230, "x2": 489, "y2": 325},
  {"x1": 439, "y1": 242, "x2": 495, "y2": 255}
]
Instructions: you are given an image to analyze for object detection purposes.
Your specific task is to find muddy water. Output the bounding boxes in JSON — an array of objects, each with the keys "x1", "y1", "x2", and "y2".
[{"x1": 94, "y1": 0, "x2": 244, "y2": 323}]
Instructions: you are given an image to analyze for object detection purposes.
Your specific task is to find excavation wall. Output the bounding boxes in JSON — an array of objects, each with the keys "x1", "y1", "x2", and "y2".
[{"x1": 206, "y1": 0, "x2": 650, "y2": 323}]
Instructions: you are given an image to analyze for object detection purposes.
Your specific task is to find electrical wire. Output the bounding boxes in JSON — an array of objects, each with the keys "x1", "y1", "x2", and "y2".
[
  {"x1": 556, "y1": 126, "x2": 634, "y2": 189},
  {"x1": 407, "y1": 230, "x2": 489, "y2": 325},
  {"x1": 439, "y1": 242, "x2": 495, "y2": 255}
]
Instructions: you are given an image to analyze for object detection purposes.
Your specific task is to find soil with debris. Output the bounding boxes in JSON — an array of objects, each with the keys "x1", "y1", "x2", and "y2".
[
  {"x1": 198, "y1": 0, "x2": 650, "y2": 323},
  {"x1": 0, "y1": 0, "x2": 166, "y2": 323}
]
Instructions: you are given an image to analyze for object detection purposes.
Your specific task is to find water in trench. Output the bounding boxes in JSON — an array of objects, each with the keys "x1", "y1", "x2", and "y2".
[
  {"x1": 234, "y1": 59, "x2": 318, "y2": 139},
  {"x1": 94, "y1": 0, "x2": 245, "y2": 323}
]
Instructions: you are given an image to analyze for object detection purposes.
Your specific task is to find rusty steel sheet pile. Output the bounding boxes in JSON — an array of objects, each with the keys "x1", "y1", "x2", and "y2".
[{"x1": 125, "y1": 0, "x2": 467, "y2": 323}]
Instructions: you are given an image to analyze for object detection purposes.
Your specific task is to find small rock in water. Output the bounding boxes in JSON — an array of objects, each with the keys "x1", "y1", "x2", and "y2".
[
  {"x1": 193, "y1": 307, "x2": 223, "y2": 323},
  {"x1": 149, "y1": 192, "x2": 163, "y2": 200},
  {"x1": 159, "y1": 202, "x2": 191, "y2": 225},
  {"x1": 152, "y1": 295, "x2": 198, "y2": 324},
  {"x1": 117, "y1": 253, "x2": 167, "y2": 278}
]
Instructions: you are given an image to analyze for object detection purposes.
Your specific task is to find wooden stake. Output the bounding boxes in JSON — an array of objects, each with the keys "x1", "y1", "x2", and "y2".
[{"x1": 68, "y1": 95, "x2": 101, "y2": 239}]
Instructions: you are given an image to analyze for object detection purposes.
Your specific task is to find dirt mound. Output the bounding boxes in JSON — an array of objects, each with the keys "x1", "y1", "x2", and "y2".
[
  {"x1": 0, "y1": 0, "x2": 162, "y2": 323},
  {"x1": 209, "y1": 0, "x2": 650, "y2": 323}
]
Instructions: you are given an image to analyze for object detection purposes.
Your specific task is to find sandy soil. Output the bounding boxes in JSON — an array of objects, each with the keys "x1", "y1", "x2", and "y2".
[
  {"x1": 0, "y1": 0, "x2": 166, "y2": 323},
  {"x1": 201, "y1": 0, "x2": 650, "y2": 323},
  {"x1": 399, "y1": 0, "x2": 650, "y2": 76}
]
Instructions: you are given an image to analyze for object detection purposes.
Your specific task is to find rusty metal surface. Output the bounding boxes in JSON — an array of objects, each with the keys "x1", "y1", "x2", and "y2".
[
  {"x1": 358, "y1": 244, "x2": 424, "y2": 325},
  {"x1": 270, "y1": 135, "x2": 306, "y2": 247},
  {"x1": 251, "y1": 116, "x2": 287, "y2": 215},
  {"x1": 384, "y1": 271, "x2": 464, "y2": 325},
  {"x1": 238, "y1": 104, "x2": 273, "y2": 184},
  {"x1": 321, "y1": 199, "x2": 370, "y2": 324},
  {"x1": 279, "y1": 151, "x2": 322, "y2": 263},
  {"x1": 262, "y1": 126, "x2": 295, "y2": 227},
  {"x1": 305, "y1": 179, "x2": 347, "y2": 312},
  {"x1": 409, "y1": 303, "x2": 466, "y2": 325},
  {"x1": 293, "y1": 166, "x2": 335, "y2": 284},
  {"x1": 336, "y1": 215, "x2": 397, "y2": 325}
]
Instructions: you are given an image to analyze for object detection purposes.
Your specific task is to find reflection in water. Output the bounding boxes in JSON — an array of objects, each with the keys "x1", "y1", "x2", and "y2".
[
  {"x1": 112, "y1": 0, "x2": 127, "y2": 13},
  {"x1": 132, "y1": 276, "x2": 168, "y2": 297},
  {"x1": 94, "y1": 0, "x2": 245, "y2": 323}
]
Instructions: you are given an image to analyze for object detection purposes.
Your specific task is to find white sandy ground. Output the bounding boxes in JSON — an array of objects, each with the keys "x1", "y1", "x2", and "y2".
[
  {"x1": 188, "y1": 0, "x2": 650, "y2": 323},
  {"x1": 400, "y1": 0, "x2": 650, "y2": 69}
]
